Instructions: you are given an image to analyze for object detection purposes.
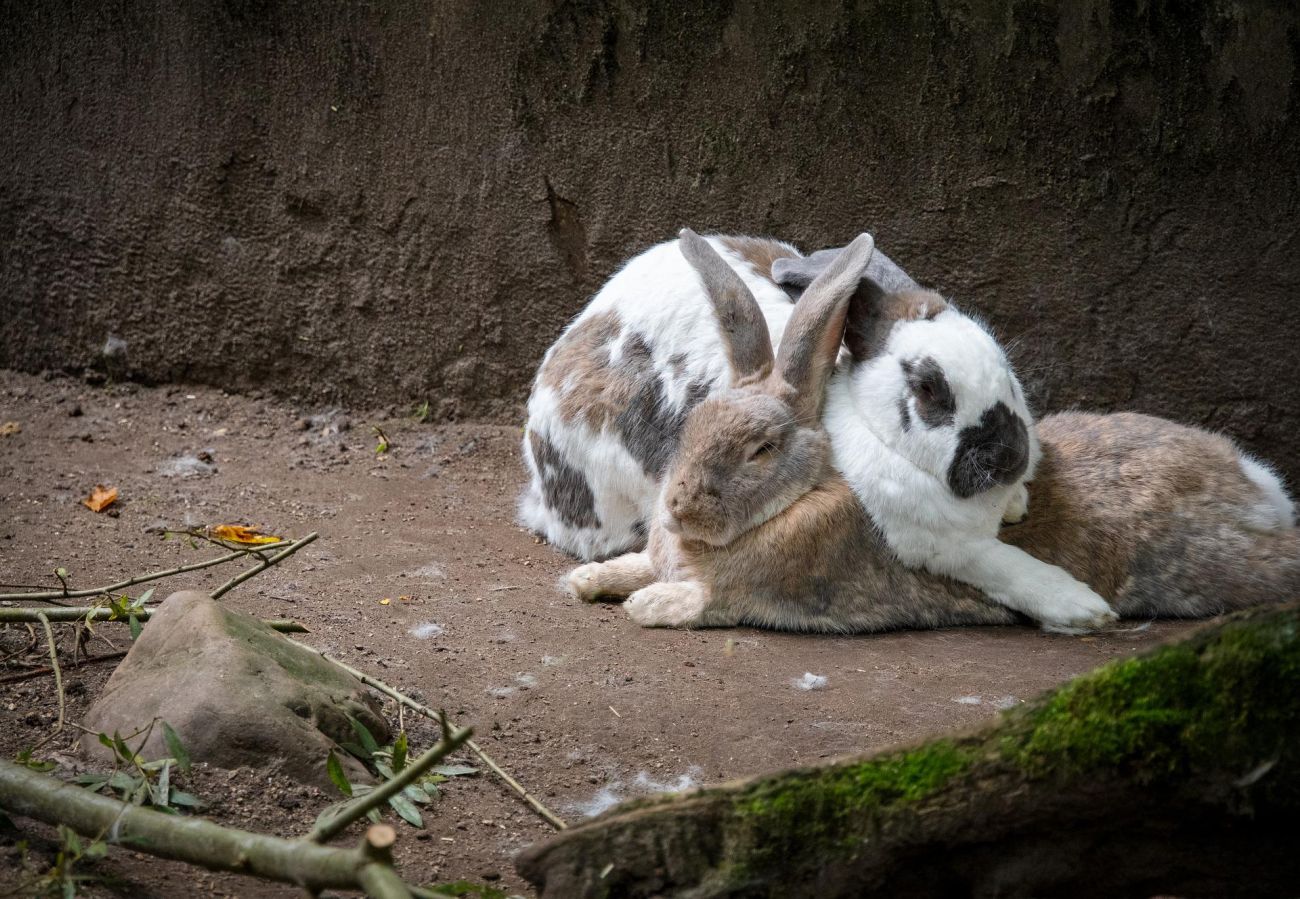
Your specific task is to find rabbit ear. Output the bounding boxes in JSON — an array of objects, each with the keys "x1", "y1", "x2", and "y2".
[
  {"x1": 773, "y1": 232, "x2": 876, "y2": 421},
  {"x1": 773, "y1": 243, "x2": 920, "y2": 295},
  {"x1": 844, "y1": 288, "x2": 949, "y2": 362},
  {"x1": 678, "y1": 228, "x2": 775, "y2": 383}
]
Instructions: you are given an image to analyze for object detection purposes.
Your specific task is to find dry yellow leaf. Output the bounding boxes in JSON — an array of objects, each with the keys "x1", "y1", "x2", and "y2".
[
  {"x1": 210, "y1": 524, "x2": 282, "y2": 545},
  {"x1": 82, "y1": 485, "x2": 119, "y2": 513},
  {"x1": 379, "y1": 597, "x2": 391, "y2": 606},
  {"x1": 0, "y1": 421, "x2": 20, "y2": 437}
]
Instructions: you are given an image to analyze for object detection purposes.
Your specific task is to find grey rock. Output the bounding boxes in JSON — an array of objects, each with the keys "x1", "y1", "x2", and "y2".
[{"x1": 81, "y1": 590, "x2": 389, "y2": 786}]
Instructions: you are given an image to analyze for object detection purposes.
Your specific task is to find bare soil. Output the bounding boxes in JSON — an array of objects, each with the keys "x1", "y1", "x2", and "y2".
[{"x1": 0, "y1": 369, "x2": 1201, "y2": 897}]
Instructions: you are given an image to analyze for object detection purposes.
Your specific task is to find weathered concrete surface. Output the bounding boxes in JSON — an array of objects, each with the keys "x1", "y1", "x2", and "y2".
[
  {"x1": 1, "y1": 1, "x2": 1297, "y2": 478},
  {"x1": 82, "y1": 590, "x2": 389, "y2": 786}
]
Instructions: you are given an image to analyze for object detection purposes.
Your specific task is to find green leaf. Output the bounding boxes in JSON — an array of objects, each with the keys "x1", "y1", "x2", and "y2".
[
  {"x1": 392, "y1": 731, "x2": 408, "y2": 773},
  {"x1": 326, "y1": 751, "x2": 352, "y2": 797},
  {"x1": 366, "y1": 808, "x2": 382, "y2": 824},
  {"x1": 137, "y1": 587, "x2": 155, "y2": 606},
  {"x1": 430, "y1": 764, "x2": 478, "y2": 778},
  {"x1": 59, "y1": 825, "x2": 82, "y2": 856},
  {"x1": 97, "y1": 733, "x2": 115, "y2": 750},
  {"x1": 374, "y1": 760, "x2": 395, "y2": 780},
  {"x1": 161, "y1": 722, "x2": 191, "y2": 773},
  {"x1": 55, "y1": 567, "x2": 69, "y2": 580},
  {"x1": 73, "y1": 774, "x2": 110, "y2": 791},
  {"x1": 388, "y1": 793, "x2": 423, "y2": 828},
  {"x1": 154, "y1": 760, "x2": 171, "y2": 807},
  {"x1": 349, "y1": 717, "x2": 380, "y2": 758},
  {"x1": 84, "y1": 841, "x2": 108, "y2": 859},
  {"x1": 129, "y1": 614, "x2": 143, "y2": 641},
  {"x1": 110, "y1": 732, "x2": 133, "y2": 764},
  {"x1": 107, "y1": 772, "x2": 137, "y2": 794},
  {"x1": 167, "y1": 789, "x2": 202, "y2": 808},
  {"x1": 402, "y1": 784, "x2": 431, "y2": 804}
]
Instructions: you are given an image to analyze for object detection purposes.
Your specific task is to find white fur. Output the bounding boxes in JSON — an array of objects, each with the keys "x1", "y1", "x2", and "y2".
[
  {"x1": 521, "y1": 237, "x2": 799, "y2": 560},
  {"x1": 1238, "y1": 452, "x2": 1297, "y2": 529},
  {"x1": 527, "y1": 233, "x2": 1116, "y2": 631},
  {"x1": 822, "y1": 311, "x2": 1116, "y2": 632}
]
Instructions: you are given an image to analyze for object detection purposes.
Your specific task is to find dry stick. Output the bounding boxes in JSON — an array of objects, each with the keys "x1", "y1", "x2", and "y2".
[
  {"x1": 309, "y1": 719, "x2": 473, "y2": 844},
  {"x1": 0, "y1": 607, "x2": 307, "y2": 632},
  {"x1": 0, "y1": 760, "x2": 414, "y2": 898},
  {"x1": 0, "y1": 541, "x2": 293, "y2": 602},
  {"x1": 294, "y1": 642, "x2": 568, "y2": 831},
  {"x1": 35, "y1": 613, "x2": 64, "y2": 733},
  {"x1": 210, "y1": 533, "x2": 319, "y2": 600},
  {"x1": 0, "y1": 651, "x2": 128, "y2": 685}
]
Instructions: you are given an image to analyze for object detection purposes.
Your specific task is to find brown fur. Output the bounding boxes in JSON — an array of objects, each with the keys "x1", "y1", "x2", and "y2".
[{"x1": 717, "y1": 235, "x2": 801, "y2": 283}]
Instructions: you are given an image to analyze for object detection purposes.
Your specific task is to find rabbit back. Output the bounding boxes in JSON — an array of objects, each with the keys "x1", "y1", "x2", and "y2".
[
  {"x1": 521, "y1": 236, "x2": 801, "y2": 560},
  {"x1": 1006, "y1": 412, "x2": 1299, "y2": 617}
]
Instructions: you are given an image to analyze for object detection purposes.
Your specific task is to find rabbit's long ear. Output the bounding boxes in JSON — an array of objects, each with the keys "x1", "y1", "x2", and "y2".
[
  {"x1": 773, "y1": 233, "x2": 876, "y2": 421},
  {"x1": 678, "y1": 228, "x2": 775, "y2": 383},
  {"x1": 773, "y1": 243, "x2": 920, "y2": 294}
]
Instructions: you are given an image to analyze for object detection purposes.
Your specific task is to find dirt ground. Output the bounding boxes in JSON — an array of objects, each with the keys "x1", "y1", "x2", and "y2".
[{"x1": 0, "y1": 369, "x2": 1203, "y2": 897}]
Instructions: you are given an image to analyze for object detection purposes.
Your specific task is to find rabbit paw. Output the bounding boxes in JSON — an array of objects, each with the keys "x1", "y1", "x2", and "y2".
[
  {"x1": 625, "y1": 582, "x2": 708, "y2": 628},
  {"x1": 1001, "y1": 483, "x2": 1030, "y2": 525},
  {"x1": 1036, "y1": 580, "x2": 1119, "y2": 634},
  {"x1": 565, "y1": 563, "x2": 611, "y2": 603}
]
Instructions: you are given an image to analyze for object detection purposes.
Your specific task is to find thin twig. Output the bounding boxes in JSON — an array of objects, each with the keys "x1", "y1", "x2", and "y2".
[
  {"x1": 0, "y1": 760, "x2": 418, "y2": 897},
  {"x1": 0, "y1": 651, "x2": 128, "y2": 685},
  {"x1": 35, "y1": 613, "x2": 65, "y2": 742},
  {"x1": 0, "y1": 541, "x2": 292, "y2": 602},
  {"x1": 210, "y1": 533, "x2": 319, "y2": 600},
  {"x1": 0, "y1": 607, "x2": 307, "y2": 632},
  {"x1": 293, "y1": 641, "x2": 567, "y2": 831},
  {"x1": 309, "y1": 715, "x2": 473, "y2": 844}
]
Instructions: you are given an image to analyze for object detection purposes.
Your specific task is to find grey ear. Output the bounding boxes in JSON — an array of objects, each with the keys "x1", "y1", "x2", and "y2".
[
  {"x1": 774, "y1": 233, "x2": 876, "y2": 421},
  {"x1": 678, "y1": 228, "x2": 775, "y2": 383},
  {"x1": 772, "y1": 243, "x2": 920, "y2": 295}
]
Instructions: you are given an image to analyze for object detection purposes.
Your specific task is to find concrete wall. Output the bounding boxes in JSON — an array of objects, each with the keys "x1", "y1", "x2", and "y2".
[{"x1": 2, "y1": 0, "x2": 1298, "y2": 478}]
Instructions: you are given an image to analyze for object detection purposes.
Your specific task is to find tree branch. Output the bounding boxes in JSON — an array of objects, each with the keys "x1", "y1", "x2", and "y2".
[
  {"x1": 209, "y1": 532, "x2": 319, "y2": 599},
  {"x1": 0, "y1": 541, "x2": 293, "y2": 602},
  {"x1": 0, "y1": 760, "x2": 413, "y2": 897},
  {"x1": 0, "y1": 607, "x2": 306, "y2": 632}
]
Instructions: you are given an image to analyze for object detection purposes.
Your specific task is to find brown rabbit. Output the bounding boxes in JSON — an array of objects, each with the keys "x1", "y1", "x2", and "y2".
[{"x1": 564, "y1": 230, "x2": 1298, "y2": 632}]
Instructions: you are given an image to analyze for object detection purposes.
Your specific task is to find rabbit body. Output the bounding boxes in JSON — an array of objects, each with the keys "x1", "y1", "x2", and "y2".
[
  {"x1": 567, "y1": 233, "x2": 1299, "y2": 633},
  {"x1": 520, "y1": 235, "x2": 802, "y2": 563}
]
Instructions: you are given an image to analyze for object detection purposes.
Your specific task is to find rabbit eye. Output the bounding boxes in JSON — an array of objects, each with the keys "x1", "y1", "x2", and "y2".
[{"x1": 749, "y1": 441, "x2": 776, "y2": 461}]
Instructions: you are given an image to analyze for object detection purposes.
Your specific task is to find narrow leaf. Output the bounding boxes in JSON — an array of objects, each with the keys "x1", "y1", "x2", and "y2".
[
  {"x1": 161, "y1": 722, "x2": 191, "y2": 773},
  {"x1": 430, "y1": 764, "x2": 478, "y2": 777},
  {"x1": 326, "y1": 751, "x2": 352, "y2": 797},
  {"x1": 167, "y1": 789, "x2": 202, "y2": 808},
  {"x1": 349, "y1": 717, "x2": 380, "y2": 757},
  {"x1": 129, "y1": 614, "x2": 142, "y2": 641},
  {"x1": 392, "y1": 731, "x2": 408, "y2": 773},
  {"x1": 388, "y1": 793, "x2": 423, "y2": 828}
]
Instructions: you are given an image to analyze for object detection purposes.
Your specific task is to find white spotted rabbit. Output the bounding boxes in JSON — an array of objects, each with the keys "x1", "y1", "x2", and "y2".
[{"x1": 565, "y1": 231, "x2": 1298, "y2": 632}]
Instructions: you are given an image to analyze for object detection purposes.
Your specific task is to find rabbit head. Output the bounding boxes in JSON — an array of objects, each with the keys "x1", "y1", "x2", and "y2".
[
  {"x1": 774, "y1": 250, "x2": 1039, "y2": 501},
  {"x1": 660, "y1": 229, "x2": 877, "y2": 546}
]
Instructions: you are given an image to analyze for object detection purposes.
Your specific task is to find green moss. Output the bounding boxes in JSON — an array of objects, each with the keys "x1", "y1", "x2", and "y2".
[
  {"x1": 727, "y1": 739, "x2": 975, "y2": 875},
  {"x1": 1008, "y1": 612, "x2": 1300, "y2": 786}
]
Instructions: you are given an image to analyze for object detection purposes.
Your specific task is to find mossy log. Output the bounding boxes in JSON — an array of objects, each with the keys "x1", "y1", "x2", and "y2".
[{"x1": 517, "y1": 603, "x2": 1300, "y2": 898}]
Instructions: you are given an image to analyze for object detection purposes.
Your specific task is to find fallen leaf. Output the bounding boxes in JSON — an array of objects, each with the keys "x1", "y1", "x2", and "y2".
[
  {"x1": 0, "y1": 421, "x2": 20, "y2": 437},
  {"x1": 398, "y1": 594, "x2": 413, "y2": 603},
  {"x1": 379, "y1": 597, "x2": 391, "y2": 606},
  {"x1": 82, "y1": 485, "x2": 119, "y2": 513},
  {"x1": 210, "y1": 524, "x2": 282, "y2": 545}
]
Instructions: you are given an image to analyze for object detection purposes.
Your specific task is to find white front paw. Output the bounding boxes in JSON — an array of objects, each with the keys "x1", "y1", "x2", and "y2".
[
  {"x1": 565, "y1": 563, "x2": 608, "y2": 603},
  {"x1": 625, "y1": 583, "x2": 707, "y2": 628},
  {"x1": 1002, "y1": 483, "x2": 1029, "y2": 525},
  {"x1": 1036, "y1": 579, "x2": 1118, "y2": 634}
]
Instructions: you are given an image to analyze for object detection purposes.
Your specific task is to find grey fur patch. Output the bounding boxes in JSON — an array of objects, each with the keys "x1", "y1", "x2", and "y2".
[
  {"x1": 898, "y1": 395, "x2": 912, "y2": 433},
  {"x1": 529, "y1": 431, "x2": 600, "y2": 529},
  {"x1": 900, "y1": 357, "x2": 956, "y2": 428},
  {"x1": 947, "y1": 401, "x2": 1030, "y2": 498},
  {"x1": 614, "y1": 333, "x2": 710, "y2": 477}
]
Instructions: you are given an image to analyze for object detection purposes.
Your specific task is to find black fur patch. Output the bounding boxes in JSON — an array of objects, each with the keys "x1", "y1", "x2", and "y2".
[
  {"x1": 947, "y1": 401, "x2": 1030, "y2": 498},
  {"x1": 615, "y1": 334, "x2": 710, "y2": 477},
  {"x1": 898, "y1": 395, "x2": 912, "y2": 433},
  {"x1": 529, "y1": 431, "x2": 600, "y2": 529},
  {"x1": 901, "y1": 357, "x2": 956, "y2": 428}
]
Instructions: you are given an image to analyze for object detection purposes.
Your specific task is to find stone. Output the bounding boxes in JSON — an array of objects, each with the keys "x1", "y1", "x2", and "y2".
[{"x1": 81, "y1": 590, "x2": 389, "y2": 786}]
